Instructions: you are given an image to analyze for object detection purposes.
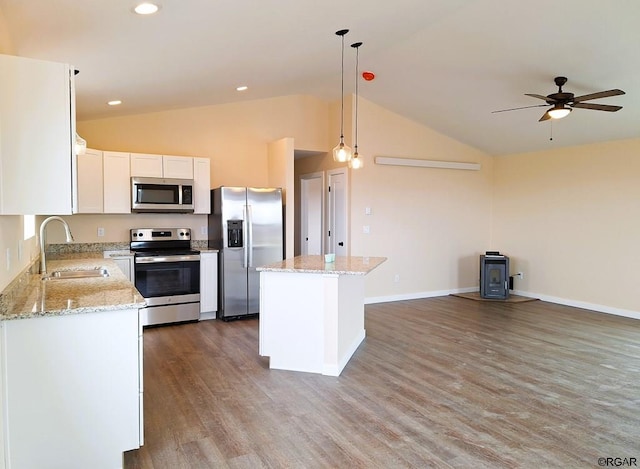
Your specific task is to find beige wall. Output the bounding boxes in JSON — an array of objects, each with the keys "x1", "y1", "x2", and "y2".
[
  {"x1": 78, "y1": 94, "x2": 329, "y2": 189},
  {"x1": 294, "y1": 97, "x2": 494, "y2": 299},
  {"x1": 348, "y1": 98, "x2": 494, "y2": 300},
  {"x1": 492, "y1": 138, "x2": 640, "y2": 314},
  {"x1": 0, "y1": 9, "x2": 14, "y2": 54},
  {"x1": 0, "y1": 217, "x2": 40, "y2": 290},
  {"x1": 267, "y1": 137, "x2": 295, "y2": 258}
]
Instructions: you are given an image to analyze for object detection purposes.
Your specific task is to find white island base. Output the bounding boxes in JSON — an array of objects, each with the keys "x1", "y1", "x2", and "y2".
[{"x1": 258, "y1": 256, "x2": 386, "y2": 376}]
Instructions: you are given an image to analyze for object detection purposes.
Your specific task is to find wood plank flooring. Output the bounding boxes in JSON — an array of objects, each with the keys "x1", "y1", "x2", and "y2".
[{"x1": 124, "y1": 297, "x2": 640, "y2": 468}]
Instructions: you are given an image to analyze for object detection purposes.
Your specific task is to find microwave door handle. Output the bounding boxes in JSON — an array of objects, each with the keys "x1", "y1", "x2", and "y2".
[{"x1": 246, "y1": 204, "x2": 253, "y2": 267}]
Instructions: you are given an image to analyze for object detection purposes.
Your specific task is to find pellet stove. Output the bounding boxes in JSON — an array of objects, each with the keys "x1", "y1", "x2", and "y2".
[{"x1": 480, "y1": 252, "x2": 509, "y2": 299}]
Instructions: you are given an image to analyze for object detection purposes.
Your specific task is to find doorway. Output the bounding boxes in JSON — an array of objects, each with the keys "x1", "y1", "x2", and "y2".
[
  {"x1": 300, "y1": 172, "x2": 324, "y2": 255},
  {"x1": 326, "y1": 168, "x2": 348, "y2": 257}
]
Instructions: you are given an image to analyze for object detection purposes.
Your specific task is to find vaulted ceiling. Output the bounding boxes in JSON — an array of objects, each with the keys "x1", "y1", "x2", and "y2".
[{"x1": 1, "y1": 0, "x2": 638, "y2": 156}]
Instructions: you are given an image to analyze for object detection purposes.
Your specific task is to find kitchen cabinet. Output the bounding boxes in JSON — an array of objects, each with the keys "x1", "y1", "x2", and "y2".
[
  {"x1": 200, "y1": 250, "x2": 218, "y2": 320},
  {"x1": 163, "y1": 155, "x2": 194, "y2": 179},
  {"x1": 79, "y1": 149, "x2": 209, "y2": 214},
  {"x1": 105, "y1": 251, "x2": 135, "y2": 282},
  {"x1": 193, "y1": 157, "x2": 211, "y2": 214},
  {"x1": 130, "y1": 153, "x2": 194, "y2": 179},
  {"x1": 0, "y1": 53, "x2": 76, "y2": 215},
  {"x1": 0, "y1": 309, "x2": 142, "y2": 469},
  {"x1": 130, "y1": 152, "x2": 163, "y2": 177},
  {"x1": 103, "y1": 151, "x2": 132, "y2": 213},
  {"x1": 77, "y1": 148, "x2": 104, "y2": 213}
]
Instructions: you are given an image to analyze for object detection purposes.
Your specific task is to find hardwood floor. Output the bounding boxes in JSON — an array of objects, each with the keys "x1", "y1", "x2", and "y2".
[{"x1": 124, "y1": 297, "x2": 640, "y2": 468}]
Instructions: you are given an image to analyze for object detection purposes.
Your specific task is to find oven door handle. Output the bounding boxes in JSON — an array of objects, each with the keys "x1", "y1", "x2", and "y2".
[{"x1": 135, "y1": 255, "x2": 200, "y2": 263}]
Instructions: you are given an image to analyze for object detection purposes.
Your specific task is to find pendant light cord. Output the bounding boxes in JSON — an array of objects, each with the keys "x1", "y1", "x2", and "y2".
[
  {"x1": 335, "y1": 29, "x2": 349, "y2": 143},
  {"x1": 340, "y1": 33, "x2": 346, "y2": 141},
  {"x1": 354, "y1": 43, "x2": 360, "y2": 153}
]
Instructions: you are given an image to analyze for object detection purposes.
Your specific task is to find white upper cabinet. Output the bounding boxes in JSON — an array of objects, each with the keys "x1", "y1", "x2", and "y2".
[
  {"x1": 130, "y1": 153, "x2": 163, "y2": 177},
  {"x1": 77, "y1": 148, "x2": 104, "y2": 213},
  {"x1": 0, "y1": 54, "x2": 76, "y2": 215},
  {"x1": 193, "y1": 157, "x2": 211, "y2": 214},
  {"x1": 103, "y1": 151, "x2": 131, "y2": 213},
  {"x1": 163, "y1": 155, "x2": 194, "y2": 179},
  {"x1": 78, "y1": 150, "x2": 210, "y2": 214},
  {"x1": 130, "y1": 153, "x2": 194, "y2": 179}
]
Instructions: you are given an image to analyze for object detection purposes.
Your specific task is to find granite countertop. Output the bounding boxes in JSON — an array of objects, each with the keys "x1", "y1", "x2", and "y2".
[
  {"x1": 0, "y1": 253, "x2": 145, "y2": 321},
  {"x1": 257, "y1": 255, "x2": 387, "y2": 275}
]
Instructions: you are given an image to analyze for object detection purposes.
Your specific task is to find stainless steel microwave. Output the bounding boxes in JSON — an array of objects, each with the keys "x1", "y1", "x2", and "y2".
[{"x1": 131, "y1": 177, "x2": 194, "y2": 213}]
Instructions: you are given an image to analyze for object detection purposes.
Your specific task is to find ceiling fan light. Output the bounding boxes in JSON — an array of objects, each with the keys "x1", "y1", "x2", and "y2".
[{"x1": 548, "y1": 107, "x2": 571, "y2": 119}]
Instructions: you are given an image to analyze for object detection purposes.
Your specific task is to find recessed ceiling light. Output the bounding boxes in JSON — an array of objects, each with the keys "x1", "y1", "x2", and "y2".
[
  {"x1": 236, "y1": 85, "x2": 248, "y2": 91},
  {"x1": 134, "y1": 3, "x2": 160, "y2": 15},
  {"x1": 108, "y1": 100, "x2": 122, "y2": 106}
]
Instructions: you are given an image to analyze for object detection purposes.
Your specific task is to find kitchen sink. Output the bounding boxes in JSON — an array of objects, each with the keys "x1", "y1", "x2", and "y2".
[{"x1": 43, "y1": 267, "x2": 110, "y2": 280}]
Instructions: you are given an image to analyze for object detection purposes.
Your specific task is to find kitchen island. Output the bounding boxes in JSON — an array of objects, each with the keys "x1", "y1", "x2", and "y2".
[{"x1": 257, "y1": 255, "x2": 386, "y2": 376}]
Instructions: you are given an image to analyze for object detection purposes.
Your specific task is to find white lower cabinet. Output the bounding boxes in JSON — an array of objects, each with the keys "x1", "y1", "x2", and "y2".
[
  {"x1": 105, "y1": 251, "x2": 135, "y2": 283},
  {"x1": 0, "y1": 309, "x2": 142, "y2": 469},
  {"x1": 200, "y1": 251, "x2": 218, "y2": 320}
]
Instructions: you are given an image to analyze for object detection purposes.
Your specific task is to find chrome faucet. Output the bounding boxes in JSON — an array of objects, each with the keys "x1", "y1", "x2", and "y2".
[{"x1": 39, "y1": 216, "x2": 74, "y2": 274}]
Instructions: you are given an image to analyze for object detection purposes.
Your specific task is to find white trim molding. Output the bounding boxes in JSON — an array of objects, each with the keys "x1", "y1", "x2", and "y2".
[{"x1": 375, "y1": 156, "x2": 481, "y2": 171}]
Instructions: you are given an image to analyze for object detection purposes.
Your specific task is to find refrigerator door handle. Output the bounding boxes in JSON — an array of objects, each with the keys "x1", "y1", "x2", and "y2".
[
  {"x1": 246, "y1": 204, "x2": 254, "y2": 267},
  {"x1": 242, "y1": 205, "x2": 249, "y2": 268}
]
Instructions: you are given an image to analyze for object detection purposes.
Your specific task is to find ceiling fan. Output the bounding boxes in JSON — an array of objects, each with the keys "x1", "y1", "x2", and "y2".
[{"x1": 493, "y1": 76, "x2": 625, "y2": 122}]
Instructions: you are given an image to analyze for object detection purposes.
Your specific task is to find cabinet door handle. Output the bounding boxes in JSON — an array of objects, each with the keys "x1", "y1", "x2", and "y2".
[{"x1": 338, "y1": 242, "x2": 344, "y2": 246}]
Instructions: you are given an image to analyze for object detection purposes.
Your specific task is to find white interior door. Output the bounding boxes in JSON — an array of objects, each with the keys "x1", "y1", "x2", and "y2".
[
  {"x1": 300, "y1": 172, "x2": 324, "y2": 255},
  {"x1": 327, "y1": 168, "x2": 348, "y2": 257}
]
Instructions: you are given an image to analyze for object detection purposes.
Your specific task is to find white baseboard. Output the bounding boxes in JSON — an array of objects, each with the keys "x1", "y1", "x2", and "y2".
[
  {"x1": 511, "y1": 289, "x2": 640, "y2": 321},
  {"x1": 365, "y1": 286, "x2": 477, "y2": 305},
  {"x1": 365, "y1": 288, "x2": 640, "y2": 321}
]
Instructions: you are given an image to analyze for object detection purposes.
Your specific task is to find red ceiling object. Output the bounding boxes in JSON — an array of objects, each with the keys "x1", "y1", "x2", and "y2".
[{"x1": 362, "y1": 71, "x2": 375, "y2": 81}]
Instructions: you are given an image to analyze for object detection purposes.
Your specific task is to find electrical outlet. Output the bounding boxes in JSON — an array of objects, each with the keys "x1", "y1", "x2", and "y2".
[
  {"x1": 363, "y1": 225, "x2": 370, "y2": 234},
  {"x1": 365, "y1": 207, "x2": 372, "y2": 215},
  {"x1": 394, "y1": 274, "x2": 400, "y2": 283},
  {"x1": 97, "y1": 227, "x2": 105, "y2": 237},
  {"x1": 517, "y1": 271, "x2": 524, "y2": 279},
  {"x1": 200, "y1": 226, "x2": 207, "y2": 236}
]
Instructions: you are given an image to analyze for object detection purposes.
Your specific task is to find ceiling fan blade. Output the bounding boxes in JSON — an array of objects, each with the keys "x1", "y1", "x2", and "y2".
[
  {"x1": 572, "y1": 102, "x2": 623, "y2": 112},
  {"x1": 572, "y1": 89, "x2": 625, "y2": 103},
  {"x1": 491, "y1": 104, "x2": 548, "y2": 113},
  {"x1": 538, "y1": 111, "x2": 552, "y2": 122},
  {"x1": 525, "y1": 93, "x2": 555, "y2": 102}
]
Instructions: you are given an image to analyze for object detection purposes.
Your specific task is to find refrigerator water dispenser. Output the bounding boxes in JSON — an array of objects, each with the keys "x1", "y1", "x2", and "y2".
[{"x1": 227, "y1": 220, "x2": 243, "y2": 247}]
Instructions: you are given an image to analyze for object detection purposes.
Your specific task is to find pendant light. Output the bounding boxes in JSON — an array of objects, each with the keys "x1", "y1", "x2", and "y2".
[
  {"x1": 333, "y1": 29, "x2": 352, "y2": 163},
  {"x1": 349, "y1": 41, "x2": 363, "y2": 170}
]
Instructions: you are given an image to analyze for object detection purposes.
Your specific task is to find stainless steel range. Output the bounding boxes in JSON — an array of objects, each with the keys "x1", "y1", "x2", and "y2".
[{"x1": 130, "y1": 228, "x2": 200, "y2": 326}]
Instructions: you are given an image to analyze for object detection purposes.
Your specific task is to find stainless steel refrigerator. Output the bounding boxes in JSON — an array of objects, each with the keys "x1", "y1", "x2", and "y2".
[{"x1": 208, "y1": 186, "x2": 284, "y2": 320}]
